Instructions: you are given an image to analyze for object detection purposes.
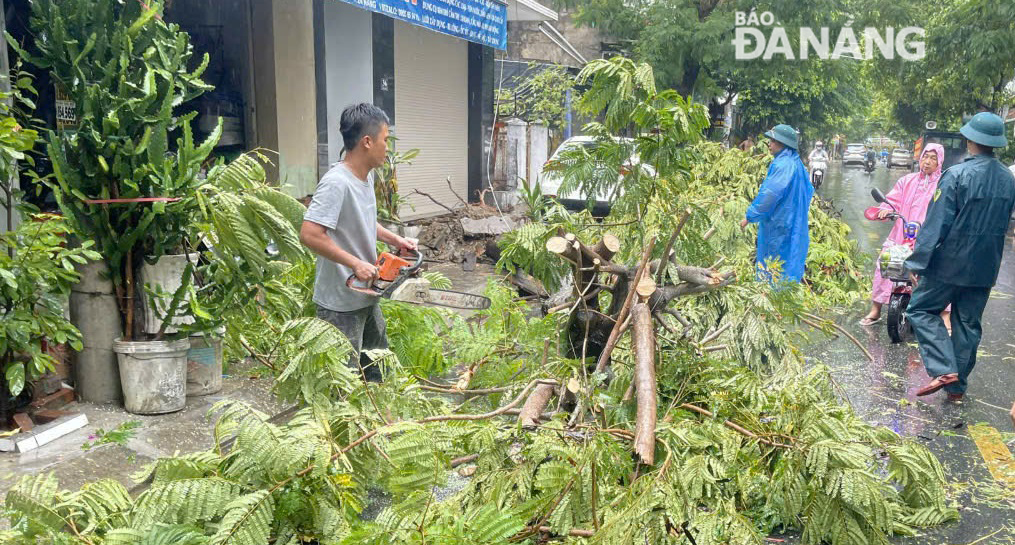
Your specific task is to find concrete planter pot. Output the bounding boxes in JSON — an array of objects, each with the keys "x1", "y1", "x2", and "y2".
[
  {"x1": 70, "y1": 260, "x2": 123, "y2": 404},
  {"x1": 186, "y1": 333, "x2": 223, "y2": 396},
  {"x1": 139, "y1": 253, "x2": 199, "y2": 335},
  {"x1": 113, "y1": 337, "x2": 190, "y2": 415}
]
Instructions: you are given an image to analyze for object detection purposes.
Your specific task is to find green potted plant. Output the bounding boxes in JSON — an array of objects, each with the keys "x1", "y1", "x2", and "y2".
[
  {"x1": 11, "y1": 0, "x2": 221, "y2": 413},
  {"x1": 158, "y1": 150, "x2": 311, "y2": 396},
  {"x1": 0, "y1": 214, "x2": 101, "y2": 421},
  {"x1": 0, "y1": 78, "x2": 97, "y2": 422}
]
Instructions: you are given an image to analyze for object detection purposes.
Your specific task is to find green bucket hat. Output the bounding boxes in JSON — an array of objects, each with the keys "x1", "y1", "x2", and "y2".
[
  {"x1": 763, "y1": 124, "x2": 799, "y2": 149},
  {"x1": 960, "y1": 112, "x2": 1008, "y2": 148}
]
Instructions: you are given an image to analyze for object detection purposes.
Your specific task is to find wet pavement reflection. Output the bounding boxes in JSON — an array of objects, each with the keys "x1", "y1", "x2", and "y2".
[{"x1": 809, "y1": 161, "x2": 1015, "y2": 543}]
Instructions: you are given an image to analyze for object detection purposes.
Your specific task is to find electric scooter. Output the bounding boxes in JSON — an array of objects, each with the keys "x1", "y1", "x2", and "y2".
[{"x1": 866, "y1": 187, "x2": 921, "y2": 343}]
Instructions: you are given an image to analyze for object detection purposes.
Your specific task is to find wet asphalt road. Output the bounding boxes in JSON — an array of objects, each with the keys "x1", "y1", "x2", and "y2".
[{"x1": 809, "y1": 161, "x2": 1015, "y2": 543}]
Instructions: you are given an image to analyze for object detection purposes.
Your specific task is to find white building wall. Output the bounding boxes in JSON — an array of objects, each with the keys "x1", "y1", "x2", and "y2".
[
  {"x1": 323, "y1": 1, "x2": 374, "y2": 166},
  {"x1": 394, "y1": 21, "x2": 469, "y2": 219}
]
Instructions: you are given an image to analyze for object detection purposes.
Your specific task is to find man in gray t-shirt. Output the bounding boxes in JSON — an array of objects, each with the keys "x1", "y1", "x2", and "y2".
[{"x1": 300, "y1": 103, "x2": 416, "y2": 381}]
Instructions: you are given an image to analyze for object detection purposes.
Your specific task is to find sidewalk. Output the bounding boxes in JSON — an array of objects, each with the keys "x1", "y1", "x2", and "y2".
[
  {"x1": 0, "y1": 261, "x2": 498, "y2": 497},
  {"x1": 0, "y1": 362, "x2": 286, "y2": 496}
]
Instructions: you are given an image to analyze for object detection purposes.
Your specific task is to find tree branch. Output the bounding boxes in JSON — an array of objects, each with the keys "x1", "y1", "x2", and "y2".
[
  {"x1": 679, "y1": 403, "x2": 795, "y2": 449},
  {"x1": 594, "y1": 237, "x2": 656, "y2": 374}
]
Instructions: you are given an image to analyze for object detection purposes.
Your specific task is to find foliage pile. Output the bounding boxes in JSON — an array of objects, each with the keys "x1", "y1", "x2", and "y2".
[{"x1": 2, "y1": 61, "x2": 956, "y2": 545}]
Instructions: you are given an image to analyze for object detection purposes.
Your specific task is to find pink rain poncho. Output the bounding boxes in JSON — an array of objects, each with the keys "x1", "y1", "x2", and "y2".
[{"x1": 871, "y1": 143, "x2": 945, "y2": 304}]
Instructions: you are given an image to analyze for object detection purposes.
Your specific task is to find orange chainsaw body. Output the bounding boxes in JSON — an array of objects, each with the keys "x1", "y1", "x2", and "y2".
[
  {"x1": 345, "y1": 250, "x2": 491, "y2": 310},
  {"x1": 376, "y1": 252, "x2": 413, "y2": 283}
]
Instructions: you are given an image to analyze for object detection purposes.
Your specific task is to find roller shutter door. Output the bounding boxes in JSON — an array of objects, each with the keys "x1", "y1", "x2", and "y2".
[{"x1": 394, "y1": 21, "x2": 469, "y2": 220}]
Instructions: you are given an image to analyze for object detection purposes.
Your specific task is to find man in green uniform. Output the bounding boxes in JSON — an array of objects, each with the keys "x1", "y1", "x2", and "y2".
[{"x1": 905, "y1": 112, "x2": 1015, "y2": 400}]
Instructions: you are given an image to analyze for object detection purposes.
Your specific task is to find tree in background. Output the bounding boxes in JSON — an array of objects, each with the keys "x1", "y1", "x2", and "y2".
[
  {"x1": 559, "y1": 0, "x2": 869, "y2": 143},
  {"x1": 864, "y1": 0, "x2": 1015, "y2": 135},
  {"x1": 495, "y1": 65, "x2": 581, "y2": 134}
]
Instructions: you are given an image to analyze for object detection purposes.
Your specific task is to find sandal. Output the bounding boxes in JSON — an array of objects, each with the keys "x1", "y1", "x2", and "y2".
[
  {"x1": 916, "y1": 374, "x2": 959, "y2": 397},
  {"x1": 859, "y1": 316, "x2": 882, "y2": 326}
]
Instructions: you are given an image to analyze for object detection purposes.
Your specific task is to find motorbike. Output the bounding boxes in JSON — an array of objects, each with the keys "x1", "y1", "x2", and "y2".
[
  {"x1": 866, "y1": 187, "x2": 921, "y2": 343},
  {"x1": 863, "y1": 156, "x2": 876, "y2": 174},
  {"x1": 810, "y1": 159, "x2": 827, "y2": 189}
]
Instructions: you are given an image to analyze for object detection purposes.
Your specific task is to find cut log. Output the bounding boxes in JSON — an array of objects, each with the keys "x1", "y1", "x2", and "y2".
[
  {"x1": 518, "y1": 383, "x2": 557, "y2": 429},
  {"x1": 546, "y1": 236, "x2": 581, "y2": 264},
  {"x1": 594, "y1": 238, "x2": 656, "y2": 374},
  {"x1": 592, "y1": 234, "x2": 621, "y2": 262},
  {"x1": 509, "y1": 270, "x2": 549, "y2": 298},
  {"x1": 631, "y1": 302, "x2": 656, "y2": 464},
  {"x1": 635, "y1": 277, "x2": 657, "y2": 299}
]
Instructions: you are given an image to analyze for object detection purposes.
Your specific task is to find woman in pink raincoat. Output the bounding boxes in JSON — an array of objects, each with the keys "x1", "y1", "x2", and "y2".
[{"x1": 860, "y1": 144, "x2": 951, "y2": 329}]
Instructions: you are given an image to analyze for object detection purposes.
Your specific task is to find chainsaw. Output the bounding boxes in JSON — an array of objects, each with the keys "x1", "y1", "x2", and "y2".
[{"x1": 346, "y1": 250, "x2": 491, "y2": 310}]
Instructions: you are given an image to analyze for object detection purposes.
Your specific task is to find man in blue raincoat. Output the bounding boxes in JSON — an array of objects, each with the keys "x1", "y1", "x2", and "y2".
[
  {"x1": 905, "y1": 112, "x2": 1015, "y2": 400},
  {"x1": 740, "y1": 124, "x2": 814, "y2": 283}
]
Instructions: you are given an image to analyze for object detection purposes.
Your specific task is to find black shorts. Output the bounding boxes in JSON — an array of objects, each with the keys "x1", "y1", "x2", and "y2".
[{"x1": 316, "y1": 303, "x2": 388, "y2": 382}]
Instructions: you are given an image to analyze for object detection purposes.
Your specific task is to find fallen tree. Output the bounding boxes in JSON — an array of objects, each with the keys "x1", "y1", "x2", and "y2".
[{"x1": 2, "y1": 58, "x2": 958, "y2": 545}]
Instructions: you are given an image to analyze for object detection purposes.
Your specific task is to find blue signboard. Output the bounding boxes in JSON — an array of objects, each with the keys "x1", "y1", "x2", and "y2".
[{"x1": 338, "y1": 0, "x2": 507, "y2": 50}]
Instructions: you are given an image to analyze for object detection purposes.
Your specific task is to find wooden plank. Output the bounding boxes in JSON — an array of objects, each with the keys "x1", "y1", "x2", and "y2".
[{"x1": 30, "y1": 387, "x2": 74, "y2": 409}]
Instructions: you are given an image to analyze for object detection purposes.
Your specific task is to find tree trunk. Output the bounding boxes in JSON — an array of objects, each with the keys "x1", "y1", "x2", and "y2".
[{"x1": 631, "y1": 302, "x2": 656, "y2": 464}]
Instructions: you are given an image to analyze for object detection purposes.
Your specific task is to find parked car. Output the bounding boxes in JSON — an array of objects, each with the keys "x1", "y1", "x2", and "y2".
[
  {"x1": 919, "y1": 130, "x2": 968, "y2": 172},
  {"x1": 842, "y1": 143, "x2": 867, "y2": 165},
  {"x1": 539, "y1": 136, "x2": 654, "y2": 215},
  {"x1": 889, "y1": 148, "x2": 912, "y2": 169}
]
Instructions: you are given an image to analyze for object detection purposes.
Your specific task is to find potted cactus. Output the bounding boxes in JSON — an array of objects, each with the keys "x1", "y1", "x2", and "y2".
[{"x1": 12, "y1": 0, "x2": 221, "y2": 413}]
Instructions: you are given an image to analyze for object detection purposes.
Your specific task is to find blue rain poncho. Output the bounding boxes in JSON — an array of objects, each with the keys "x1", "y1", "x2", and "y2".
[{"x1": 745, "y1": 147, "x2": 814, "y2": 283}]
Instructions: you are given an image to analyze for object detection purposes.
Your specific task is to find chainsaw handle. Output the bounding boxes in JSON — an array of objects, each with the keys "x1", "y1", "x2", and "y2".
[
  {"x1": 346, "y1": 274, "x2": 380, "y2": 295},
  {"x1": 400, "y1": 249, "x2": 424, "y2": 274}
]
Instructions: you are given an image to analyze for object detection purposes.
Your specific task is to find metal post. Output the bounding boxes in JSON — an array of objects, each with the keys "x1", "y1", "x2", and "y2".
[
  {"x1": 0, "y1": 0, "x2": 14, "y2": 236},
  {"x1": 564, "y1": 87, "x2": 572, "y2": 140}
]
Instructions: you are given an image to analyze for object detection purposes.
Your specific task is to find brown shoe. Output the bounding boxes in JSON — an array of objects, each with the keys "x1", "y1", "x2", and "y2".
[
  {"x1": 916, "y1": 374, "x2": 959, "y2": 397},
  {"x1": 946, "y1": 393, "x2": 964, "y2": 402}
]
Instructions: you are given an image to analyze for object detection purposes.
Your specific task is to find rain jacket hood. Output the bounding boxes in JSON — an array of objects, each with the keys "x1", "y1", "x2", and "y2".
[
  {"x1": 878, "y1": 143, "x2": 945, "y2": 243},
  {"x1": 745, "y1": 147, "x2": 814, "y2": 283}
]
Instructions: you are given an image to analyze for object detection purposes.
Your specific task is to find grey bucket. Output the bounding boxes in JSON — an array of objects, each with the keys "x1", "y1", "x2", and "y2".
[
  {"x1": 113, "y1": 338, "x2": 191, "y2": 415},
  {"x1": 186, "y1": 334, "x2": 223, "y2": 396}
]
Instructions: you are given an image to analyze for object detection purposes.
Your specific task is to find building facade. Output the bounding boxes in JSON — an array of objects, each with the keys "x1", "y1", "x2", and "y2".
[{"x1": 4, "y1": 0, "x2": 556, "y2": 221}]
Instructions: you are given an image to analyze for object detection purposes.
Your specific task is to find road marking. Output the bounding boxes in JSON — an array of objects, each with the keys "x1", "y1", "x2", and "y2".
[{"x1": 967, "y1": 423, "x2": 1015, "y2": 488}]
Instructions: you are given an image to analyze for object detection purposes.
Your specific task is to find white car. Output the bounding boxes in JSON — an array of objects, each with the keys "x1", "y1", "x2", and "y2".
[
  {"x1": 538, "y1": 136, "x2": 654, "y2": 215},
  {"x1": 842, "y1": 143, "x2": 867, "y2": 165},
  {"x1": 889, "y1": 149, "x2": 912, "y2": 169}
]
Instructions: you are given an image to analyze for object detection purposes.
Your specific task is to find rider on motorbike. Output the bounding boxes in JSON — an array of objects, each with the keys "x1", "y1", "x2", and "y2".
[
  {"x1": 860, "y1": 143, "x2": 950, "y2": 330},
  {"x1": 864, "y1": 148, "x2": 877, "y2": 171},
  {"x1": 808, "y1": 141, "x2": 829, "y2": 187},
  {"x1": 808, "y1": 141, "x2": 829, "y2": 165}
]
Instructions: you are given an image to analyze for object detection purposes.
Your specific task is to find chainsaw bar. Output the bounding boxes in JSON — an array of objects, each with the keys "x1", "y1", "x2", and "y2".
[{"x1": 387, "y1": 278, "x2": 492, "y2": 310}]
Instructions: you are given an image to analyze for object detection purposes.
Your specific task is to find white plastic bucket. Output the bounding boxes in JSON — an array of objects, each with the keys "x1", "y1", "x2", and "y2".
[
  {"x1": 113, "y1": 338, "x2": 191, "y2": 415},
  {"x1": 186, "y1": 334, "x2": 223, "y2": 396}
]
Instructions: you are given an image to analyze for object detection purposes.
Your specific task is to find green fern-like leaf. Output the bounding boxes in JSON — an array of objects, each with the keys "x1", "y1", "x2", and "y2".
[{"x1": 209, "y1": 490, "x2": 275, "y2": 545}]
